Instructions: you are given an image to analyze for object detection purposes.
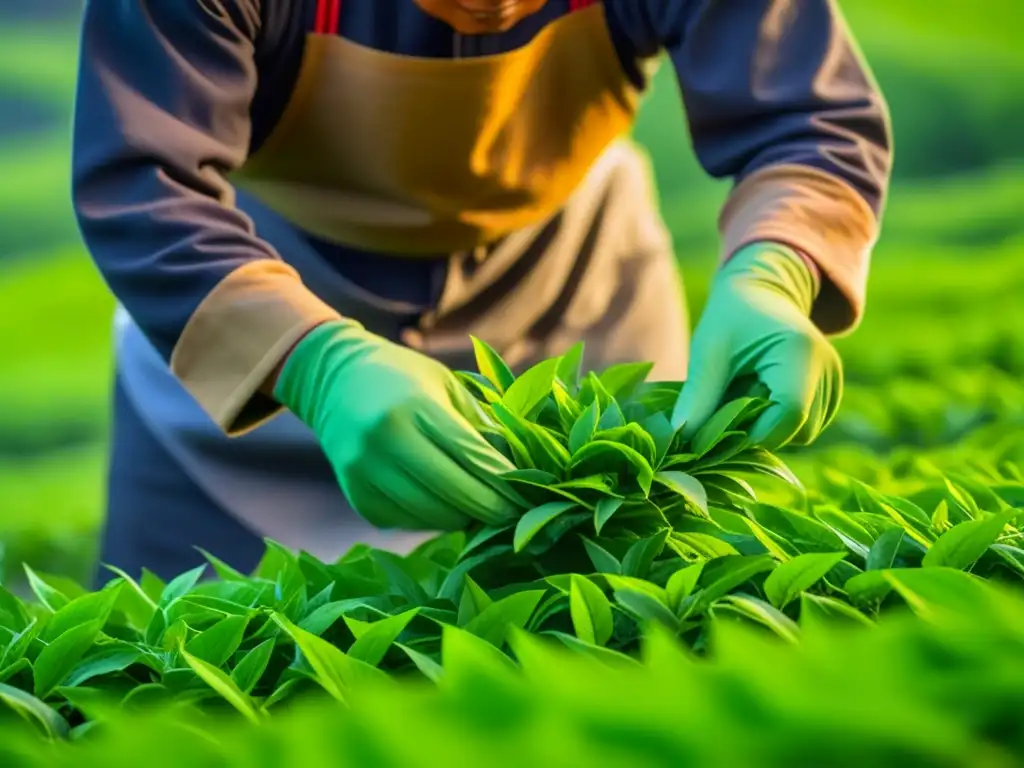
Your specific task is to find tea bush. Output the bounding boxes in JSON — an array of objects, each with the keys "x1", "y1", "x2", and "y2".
[{"x1": 0, "y1": 343, "x2": 1021, "y2": 764}]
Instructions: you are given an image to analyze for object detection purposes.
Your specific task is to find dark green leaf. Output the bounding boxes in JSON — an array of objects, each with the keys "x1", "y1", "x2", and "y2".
[
  {"x1": 570, "y1": 441, "x2": 655, "y2": 495},
  {"x1": 231, "y1": 639, "x2": 275, "y2": 694},
  {"x1": 621, "y1": 529, "x2": 670, "y2": 579},
  {"x1": 654, "y1": 471, "x2": 708, "y2": 516},
  {"x1": 866, "y1": 528, "x2": 905, "y2": 571},
  {"x1": 690, "y1": 398, "x2": 760, "y2": 456},
  {"x1": 345, "y1": 609, "x2": 419, "y2": 666},
  {"x1": 666, "y1": 563, "x2": 704, "y2": 615},
  {"x1": 183, "y1": 614, "x2": 249, "y2": 667},
  {"x1": 514, "y1": 502, "x2": 577, "y2": 553},
  {"x1": 594, "y1": 497, "x2": 625, "y2": 535},
  {"x1": 581, "y1": 537, "x2": 621, "y2": 575},
  {"x1": 568, "y1": 402, "x2": 600, "y2": 455}
]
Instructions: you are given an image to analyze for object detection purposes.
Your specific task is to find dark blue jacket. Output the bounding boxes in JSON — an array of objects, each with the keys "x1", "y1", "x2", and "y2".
[{"x1": 71, "y1": 0, "x2": 891, "y2": 364}]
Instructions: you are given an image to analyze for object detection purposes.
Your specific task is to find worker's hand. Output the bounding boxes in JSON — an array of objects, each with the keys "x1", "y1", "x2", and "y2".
[
  {"x1": 671, "y1": 242, "x2": 843, "y2": 451},
  {"x1": 274, "y1": 320, "x2": 519, "y2": 530}
]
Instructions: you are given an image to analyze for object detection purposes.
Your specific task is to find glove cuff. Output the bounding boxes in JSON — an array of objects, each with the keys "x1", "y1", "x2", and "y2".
[
  {"x1": 720, "y1": 241, "x2": 820, "y2": 317},
  {"x1": 273, "y1": 318, "x2": 372, "y2": 430}
]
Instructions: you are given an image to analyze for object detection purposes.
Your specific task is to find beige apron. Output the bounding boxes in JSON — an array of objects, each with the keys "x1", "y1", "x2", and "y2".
[{"x1": 115, "y1": 5, "x2": 689, "y2": 562}]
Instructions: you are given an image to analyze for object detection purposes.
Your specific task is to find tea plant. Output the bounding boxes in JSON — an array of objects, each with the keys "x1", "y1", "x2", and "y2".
[{"x1": 0, "y1": 343, "x2": 1021, "y2": 737}]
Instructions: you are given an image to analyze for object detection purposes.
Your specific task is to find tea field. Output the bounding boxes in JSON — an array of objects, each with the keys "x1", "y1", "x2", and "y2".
[{"x1": 0, "y1": 1, "x2": 1022, "y2": 764}]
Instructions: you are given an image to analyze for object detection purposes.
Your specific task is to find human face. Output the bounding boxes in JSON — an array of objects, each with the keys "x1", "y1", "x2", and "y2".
[{"x1": 413, "y1": 0, "x2": 549, "y2": 34}]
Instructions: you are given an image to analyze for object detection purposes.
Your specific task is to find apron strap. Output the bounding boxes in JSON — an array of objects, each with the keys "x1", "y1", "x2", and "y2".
[
  {"x1": 569, "y1": 0, "x2": 597, "y2": 10},
  {"x1": 314, "y1": 0, "x2": 342, "y2": 35}
]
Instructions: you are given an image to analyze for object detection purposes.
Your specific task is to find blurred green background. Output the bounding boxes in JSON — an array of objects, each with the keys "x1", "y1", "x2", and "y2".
[{"x1": 1, "y1": 1, "x2": 1022, "y2": 586}]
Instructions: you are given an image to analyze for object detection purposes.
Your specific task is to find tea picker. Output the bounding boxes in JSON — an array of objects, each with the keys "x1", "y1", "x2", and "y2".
[{"x1": 71, "y1": 0, "x2": 891, "y2": 582}]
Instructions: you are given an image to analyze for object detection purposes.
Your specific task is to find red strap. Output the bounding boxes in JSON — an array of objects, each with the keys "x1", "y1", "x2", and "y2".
[
  {"x1": 570, "y1": 0, "x2": 597, "y2": 10},
  {"x1": 314, "y1": 0, "x2": 341, "y2": 34}
]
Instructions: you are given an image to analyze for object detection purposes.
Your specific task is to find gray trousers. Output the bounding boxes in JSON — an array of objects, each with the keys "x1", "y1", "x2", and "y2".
[{"x1": 98, "y1": 140, "x2": 689, "y2": 583}]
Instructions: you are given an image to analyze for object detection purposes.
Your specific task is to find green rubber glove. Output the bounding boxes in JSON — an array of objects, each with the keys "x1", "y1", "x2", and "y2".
[
  {"x1": 671, "y1": 242, "x2": 843, "y2": 451},
  {"x1": 274, "y1": 320, "x2": 519, "y2": 530}
]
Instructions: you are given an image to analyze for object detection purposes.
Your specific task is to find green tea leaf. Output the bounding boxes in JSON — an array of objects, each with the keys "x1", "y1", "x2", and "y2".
[
  {"x1": 471, "y1": 336, "x2": 516, "y2": 394},
  {"x1": 570, "y1": 441, "x2": 655, "y2": 495},
  {"x1": 568, "y1": 574, "x2": 614, "y2": 646},
  {"x1": 63, "y1": 643, "x2": 143, "y2": 689},
  {"x1": 273, "y1": 613, "x2": 387, "y2": 701},
  {"x1": 369, "y1": 550, "x2": 429, "y2": 606},
  {"x1": 666, "y1": 563, "x2": 704, "y2": 614},
  {"x1": 621, "y1": 529, "x2": 670, "y2": 579},
  {"x1": 457, "y1": 576, "x2": 494, "y2": 626},
  {"x1": 464, "y1": 591, "x2": 546, "y2": 648},
  {"x1": 669, "y1": 532, "x2": 741, "y2": 560},
  {"x1": 690, "y1": 398, "x2": 759, "y2": 456},
  {"x1": 581, "y1": 537, "x2": 621, "y2": 575},
  {"x1": 501, "y1": 357, "x2": 560, "y2": 417},
  {"x1": 180, "y1": 647, "x2": 264, "y2": 724},
  {"x1": 844, "y1": 570, "x2": 894, "y2": 606},
  {"x1": 22, "y1": 564, "x2": 69, "y2": 612},
  {"x1": 596, "y1": 399, "x2": 627, "y2": 430},
  {"x1": 158, "y1": 565, "x2": 207, "y2": 608},
  {"x1": 866, "y1": 528, "x2": 905, "y2": 571},
  {"x1": 1, "y1": 620, "x2": 39, "y2": 669},
  {"x1": 230, "y1": 639, "x2": 275, "y2": 694},
  {"x1": 0, "y1": 587, "x2": 29, "y2": 633},
  {"x1": 546, "y1": 631, "x2": 639, "y2": 667},
  {"x1": 397, "y1": 643, "x2": 444, "y2": 683},
  {"x1": 763, "y1": 552, "x2": 848, "y2": 608},
  {"x1": 555, "y1": 342, "x2": 585, "y2": 391},
  {"x1": 102, "y1": 566, "x2": 158, "y2": 630},
  {"x1": 712, "y1": 595, "x2": 799, "y2": 643},
  {"x1": 594, "y1": 497, "x2": 625, "y2": 535},
  {"x1": 461, "y1": 524, "x2": 515, "y2": 562},
  {"x1": 654, "y1": 471, "x2": 709, "y2": 515},
  {"x1": 612, "y1": 588, "x2": 679, "y2": 632},
  {"x1": 568, "y1": 402, "x2": 600, "y2": 455},
  {"x1": 514, "y1": 502, "x2": 577, "y2": 553},
  {"x1": 183, "y1": 615, "x2": 249, "y2": 667},
  {"x1": 598, "y1": 361, "x2": 653, "y2": 400},
  {"x1": 922, "y1": 510, "x2": 1017, "y2": 570},
  {"x1": 43, "y1": 583, "x2": 123, "y2": 643},
  {"x1": 0, "y1": 682, "x2": 70, "y2": 739},
  {"x1": 687, "y1": 554, "x2": 777, "y2": 616},
  {"x1": 34, "y1": 620, "x2": 105, "y2": 698},
  {"x1": 593, "y1": 424, "x2": 658, "y2": 466},
  {"x1": 798, "y1": 593, "x2": 874, "y2": 629},
  {"x1": 196, "y1": 549, "x2": 249, "y2": 582},
  {"x1": 345, "y1": 609, "x2": 419, "y2": 667}
]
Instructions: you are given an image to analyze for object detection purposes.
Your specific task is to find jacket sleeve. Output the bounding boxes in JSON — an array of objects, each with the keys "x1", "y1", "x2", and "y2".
[
  {"x1": 608, "y1": 0, "x2": 893, "y2": 335},
  {"x1": 72, "y1": 0, "x2": 341, "y2": 435}
]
